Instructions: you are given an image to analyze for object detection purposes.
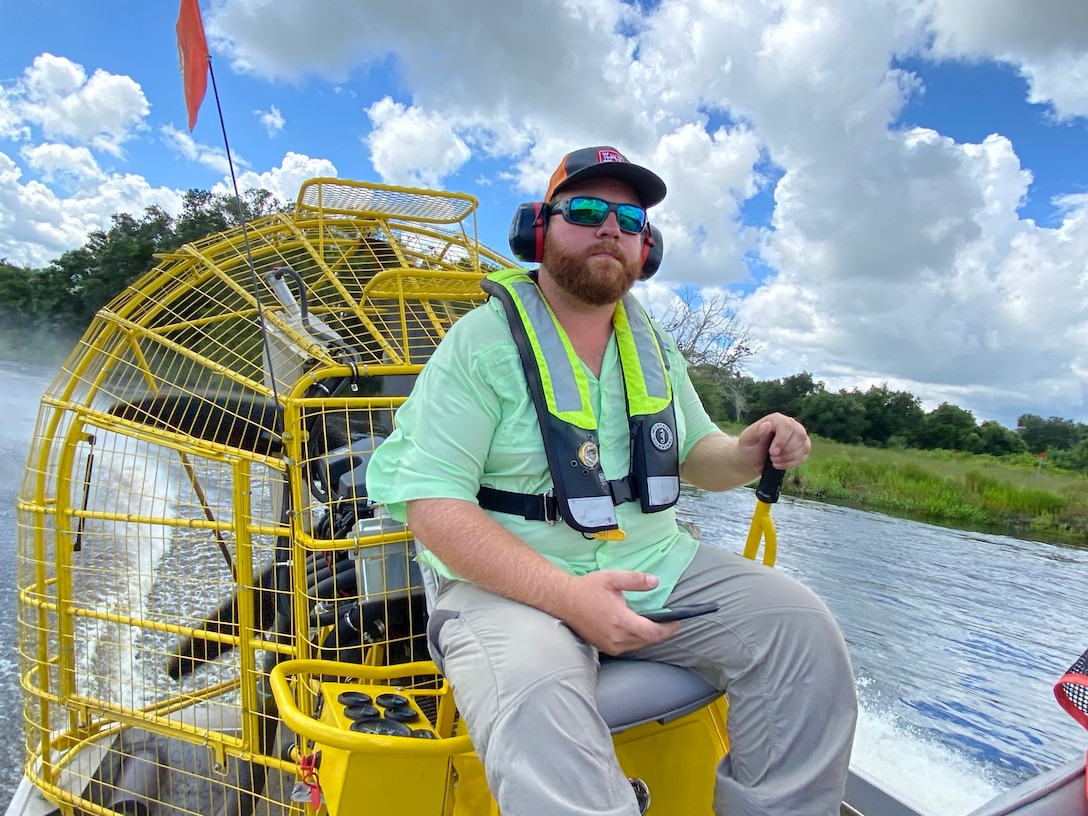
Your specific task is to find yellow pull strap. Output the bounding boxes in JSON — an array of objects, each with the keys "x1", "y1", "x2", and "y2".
[{"x1": 592, "y1": 528, "x2": 626, "y2": 541}]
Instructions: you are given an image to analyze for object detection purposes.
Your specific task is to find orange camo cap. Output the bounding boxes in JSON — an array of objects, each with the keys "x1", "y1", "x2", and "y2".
[{"x1": 544, "y1": 146, "x2": 667, "y2": 208}]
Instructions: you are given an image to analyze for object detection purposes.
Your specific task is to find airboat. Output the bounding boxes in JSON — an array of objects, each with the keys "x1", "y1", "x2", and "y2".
[{"x1": 6, "y1": 177, "x2": 1086, "y2": 815}]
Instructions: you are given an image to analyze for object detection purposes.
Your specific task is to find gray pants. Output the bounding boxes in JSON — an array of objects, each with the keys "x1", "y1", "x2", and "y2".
[{"x1": 427, "y1": 543, "x2": 857, "y2": 815}]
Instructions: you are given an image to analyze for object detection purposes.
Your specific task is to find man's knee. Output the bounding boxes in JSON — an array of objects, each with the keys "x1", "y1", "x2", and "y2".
[{"x1": 744, "y1": 563, "x2": 836, "y2": 617}]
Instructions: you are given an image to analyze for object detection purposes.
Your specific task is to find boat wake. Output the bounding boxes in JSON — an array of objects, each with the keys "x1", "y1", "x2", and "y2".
[
  {"x1": 70, "y1": 436, "x2": 181, "y2": 711},
  {"x1": 853, "y1": 692, "x2": 1002, "y2": 816}
]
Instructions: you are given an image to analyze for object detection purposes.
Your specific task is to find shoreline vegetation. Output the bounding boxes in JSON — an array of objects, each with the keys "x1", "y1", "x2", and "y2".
[{"x1": 719, "y1": 423, "x2": 1088, "y2": 548}]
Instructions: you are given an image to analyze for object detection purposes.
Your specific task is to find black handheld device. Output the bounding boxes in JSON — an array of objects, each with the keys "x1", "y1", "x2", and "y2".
[{"x1": 641, "y1": 602, "x2": 720, "y2": 623}]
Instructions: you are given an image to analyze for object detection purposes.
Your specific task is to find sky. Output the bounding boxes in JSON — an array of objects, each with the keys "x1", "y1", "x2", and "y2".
[{"x1": 1, "y1": 0, "x2": 1086, "y2": 429}]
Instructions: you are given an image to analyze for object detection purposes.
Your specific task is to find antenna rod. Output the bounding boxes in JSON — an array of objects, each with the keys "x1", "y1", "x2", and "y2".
[{"x1": 206, "y1": 57, "x2": 285, "y2": 420}]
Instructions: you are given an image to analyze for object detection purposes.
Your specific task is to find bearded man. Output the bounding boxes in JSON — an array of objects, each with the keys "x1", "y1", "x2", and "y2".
[{"x1": 366, "y1": 146, "x2": 857, "y2": 816}]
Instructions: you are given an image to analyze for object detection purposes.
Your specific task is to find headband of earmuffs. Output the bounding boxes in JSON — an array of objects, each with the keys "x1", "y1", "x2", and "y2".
[{"x1": 508, "y1": 202, "x2": 663, "y2": 281}]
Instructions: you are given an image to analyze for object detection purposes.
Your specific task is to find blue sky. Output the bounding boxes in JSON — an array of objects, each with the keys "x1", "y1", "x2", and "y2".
[
  {"x1": 895, "y1": 57, "x2": 1088, "y2": 226},
  {"x1": 1, "y1": 0, "x2": 1087, "y2": 427}
]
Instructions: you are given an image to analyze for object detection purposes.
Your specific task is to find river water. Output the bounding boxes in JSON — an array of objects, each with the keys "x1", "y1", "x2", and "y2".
[{"x1": 1, "y1": 359, "x2": 1086, "y2": 815}]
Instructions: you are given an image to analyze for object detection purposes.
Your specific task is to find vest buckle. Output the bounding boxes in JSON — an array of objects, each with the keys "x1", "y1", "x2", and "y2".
[
  {"x1": 542, "y1": 488, "x2": 558, "y2": 525},
  {"x1": 608, "y1": 476, "x2": 636, "y2": 506}
]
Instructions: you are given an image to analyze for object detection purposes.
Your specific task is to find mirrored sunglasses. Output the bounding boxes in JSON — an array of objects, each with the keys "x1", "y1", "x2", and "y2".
[{"x1": 548, "y1": 196, "x2": 648, "y2": 234}]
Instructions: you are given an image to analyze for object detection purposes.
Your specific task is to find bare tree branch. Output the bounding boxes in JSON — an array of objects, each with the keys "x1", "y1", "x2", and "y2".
[{"x1": 651, "y1": 288, "x2": 755, "y2": 374}]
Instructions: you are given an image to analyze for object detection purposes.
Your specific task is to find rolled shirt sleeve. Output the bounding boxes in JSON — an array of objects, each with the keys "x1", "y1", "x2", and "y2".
[{"x1": 365, "y1": 306, "x2": 503, "y2": 520}]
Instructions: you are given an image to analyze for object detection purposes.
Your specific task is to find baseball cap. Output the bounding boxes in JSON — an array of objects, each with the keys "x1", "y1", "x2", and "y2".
[{"x1": 544, "y1": 146, "x2": 666, "y2": 208}]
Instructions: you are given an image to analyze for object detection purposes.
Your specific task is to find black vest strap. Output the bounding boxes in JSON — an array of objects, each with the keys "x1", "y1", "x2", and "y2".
[{"x1": 478, "y1": 477, "x2": 637, "y2": 523}]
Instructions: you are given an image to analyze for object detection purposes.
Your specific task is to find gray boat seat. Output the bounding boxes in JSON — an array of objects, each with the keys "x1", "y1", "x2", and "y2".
[{"x1": 596, "y1": 658, "x2": 722, "y2": 734}]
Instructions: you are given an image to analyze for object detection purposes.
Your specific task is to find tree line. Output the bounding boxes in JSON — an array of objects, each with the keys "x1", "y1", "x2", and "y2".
[
  {"x1": 689, "y1": 367, "x2": 1088, "y2": 472},
  {"x1": 0, "y1": 188, "x2": 282, "y2": 354},
  {"x1": 2, "y1": 190, "x2": 1084, "y2": 472}
]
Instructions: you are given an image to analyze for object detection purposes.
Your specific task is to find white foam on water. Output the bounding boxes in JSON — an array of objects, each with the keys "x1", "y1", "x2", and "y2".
[
  {"x1": 852, "y1": 696, "x2": 1002, "y2": 816},
  {"x1": 0, "y1": 361, "x2": 55, "y2": 420},
  {"x1": 73, "y1": 434, "x2": 179, "y2": 710}
]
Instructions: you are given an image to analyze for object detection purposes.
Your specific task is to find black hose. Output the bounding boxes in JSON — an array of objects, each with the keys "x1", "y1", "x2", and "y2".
[
  {"x1": 310, "y1": 607, "x2": 342, "y2": 627},
  {"x1": 271, "y1": 266, "x2": 310, "y2": 321},
  {"x1": 310, "y1": 562, "x2": 358, "y2": 599}
]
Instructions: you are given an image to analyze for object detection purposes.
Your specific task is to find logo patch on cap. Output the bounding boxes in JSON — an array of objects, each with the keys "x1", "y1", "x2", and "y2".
[{"x1": 597, "y1": 149, "x2": 626, "y2": 164}]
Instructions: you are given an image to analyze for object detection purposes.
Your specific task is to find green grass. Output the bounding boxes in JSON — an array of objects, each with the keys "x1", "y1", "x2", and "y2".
[{"x1": 717, "y1": 424, "x2": 1088, "y2": 547}]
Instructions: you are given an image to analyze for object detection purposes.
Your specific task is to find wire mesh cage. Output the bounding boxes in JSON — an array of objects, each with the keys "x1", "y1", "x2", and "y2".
[{"x1": 14, "y1": 179, "x2": 512, "y2": 815}]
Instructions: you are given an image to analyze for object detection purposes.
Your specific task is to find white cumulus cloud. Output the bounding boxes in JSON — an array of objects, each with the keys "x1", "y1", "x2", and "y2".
[
  {"x1": 20, "y1": 143, "x2": 103, "y2": 184},
  {"x1": 924, "y1": 0, "x2": 1088, "y2": 119},
  {"x1": 15, "y1": 53, "x2": 150, "y2": 156},
  {"x1": 256, "y1": 104, "x2": 285, "y2": 137},
  {"x1": 364, "y1": 97, "x2": 470, "y2": 188},
  {"x1": 213, "y1": 151, "x2": 339, "y2": 208},
  {"x1": 161, "y1": 125, "x2": 234, "y2": 175},
  {"x1": 0, "y1": 150, "x2": 182, "y2": 268}
]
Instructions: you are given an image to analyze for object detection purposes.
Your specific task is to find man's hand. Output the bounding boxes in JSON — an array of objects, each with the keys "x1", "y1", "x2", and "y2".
[
  {"x1": 558, "y1": 569, "x2": 679, "y2": 655},
  {"x1": 681, "y1": 412, "x2": 812, "y2": 492},
  {"x1": 408, "y1": 500, "x2": 678, "y2": 652},
  {"x1": 735, "y1": 412, "x2": 811, "y2": 474}
]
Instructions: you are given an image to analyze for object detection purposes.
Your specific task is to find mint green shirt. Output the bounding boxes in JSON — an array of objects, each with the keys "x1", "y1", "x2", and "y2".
[{"x1": 365, "y1": 293, "x2": 720, "y2": 612}]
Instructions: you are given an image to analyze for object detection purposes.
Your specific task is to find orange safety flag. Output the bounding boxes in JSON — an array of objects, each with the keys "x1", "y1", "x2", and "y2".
[{"x1": 176, "y1": 0, "x2": 210, "y2": 131}]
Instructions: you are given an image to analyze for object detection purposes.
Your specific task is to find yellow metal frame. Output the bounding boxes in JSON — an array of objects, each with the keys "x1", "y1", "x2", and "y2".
[
  {"x1": 13, "y1": 180, "x2": 508, "y2": 814},
  {"x1": 269, "y1": 660, "x2": 472, "y2": 816},
  {"x1": 269, "y1": 659, "x2": 732, "y2": 816},
  {"x1": 11, "y1": 177, "x2": 774, "y2": 816}
]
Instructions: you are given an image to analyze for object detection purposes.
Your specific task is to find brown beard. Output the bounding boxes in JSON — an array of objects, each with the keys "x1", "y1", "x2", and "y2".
[{"x1": 541, "y1": 239, "x2": 642, "y2": 306}]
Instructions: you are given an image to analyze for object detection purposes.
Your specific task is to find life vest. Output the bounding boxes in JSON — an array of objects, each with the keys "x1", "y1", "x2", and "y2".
[{"x1": 477, "y1": 268, "x2": 680, "y2": 537}]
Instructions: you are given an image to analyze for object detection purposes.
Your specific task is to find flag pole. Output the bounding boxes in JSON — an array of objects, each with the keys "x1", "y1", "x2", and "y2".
[
  {"x1": 174, "y1": 12, "x2": 292, "y2": 802},
  {"x1": 200, "y1": 53, "x2": 285, "y2": 416},
  {"x1": 207, "y1": 58, "x2": 251, "y2": 250},
  {"x1": 177, "y1": 0, "x2": 283, "y2": 408}
]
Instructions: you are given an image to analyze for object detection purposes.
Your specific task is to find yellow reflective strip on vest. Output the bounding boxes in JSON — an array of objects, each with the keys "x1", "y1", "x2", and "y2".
[
  {"x1": 499, "y1": 271, "x2": 596, "y2": 429},
  {"x1": 613, "y1": 297, "x2": 672, "y2": 416},
  {"x1": 488, "y1": 270, "x2": 670, "y2": 429}
]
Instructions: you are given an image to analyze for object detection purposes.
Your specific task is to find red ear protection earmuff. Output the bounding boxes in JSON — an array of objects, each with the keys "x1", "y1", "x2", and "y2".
[
  {"x1": 508, "y1": 202, "x2": 547, "y2": 264},
  {"x1": 639, "y1": 224, "x2": 662, "y2": 281},
  {"x1": 508, "y1": 203, "x2": 664, "y2": 281}
]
